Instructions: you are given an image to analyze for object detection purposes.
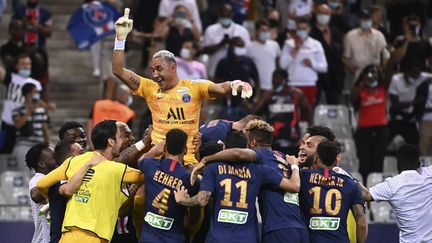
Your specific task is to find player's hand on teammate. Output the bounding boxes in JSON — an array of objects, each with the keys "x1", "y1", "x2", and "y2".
[
  {"x1": 115, "y1": 8, "x2": 133, "y2": 40},
  {"x1": 190, "y1": 162, "x2": 206, "y2": 185},
  {"x1": 174, "y1": 186, "x2": 190, "y2": 203},
  {"x1": 231, "y1": 80, "x2": 253, "y2": 99},
  {"x1": 142, "y1": 125, "x2": 153, "y2": 146},
  {"x1": 285, "y1": 155, "x2": 299, "y2": 166}
]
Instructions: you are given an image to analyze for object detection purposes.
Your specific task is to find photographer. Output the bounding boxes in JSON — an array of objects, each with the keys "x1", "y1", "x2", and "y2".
[
  {"x1": 12, "y1": 82, "x2": 50, "y2": 170},
  {"x1": 393, "y1": 15, "x2": 432, "y2": 72}
]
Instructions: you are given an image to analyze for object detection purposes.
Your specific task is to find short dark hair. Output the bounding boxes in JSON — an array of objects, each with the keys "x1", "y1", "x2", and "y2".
[
  {"x1": 255, "y1": 19, "x2": 270, "y2": 29},
  {"x1": 54, "y1": 139, "x2": 76, "y2": 166},
  {"x1": 22, "y1": 83, "x2": 36, "y2": 96},
  {"x1": 246, "y1": 120, "x2": 274, "y2": 146},
  {"x1": 406, "y1": 14, "x2": 420, "y2": 23},
  {"x1": 224, "y1": 129, "x2": 247, "y2": 149},
  {"x1": 199, "y1": 141, "x2": 223, "y2": 158},
  {"x1": 91, "y1": 120, "x2": 117, "y2": 150},
  {"x1": 295, "y1": 17, "x2": 310, "y2": 26},
  {"x1": 272, "y1": 69, "x2": 288, "y2": 80},
  {"x1": 166, "y1": 129, "x2": 188, "y2": 155},
  {"x1": 58, "y1": 121, "x2": 83, "y2": 140},
  {"x1": 396, "y1": 144, "x2": 420, "y2": 173},
  {"x1": 316, "y1": 141, "x2": 339, "y2": 167},
  {"x1": 25, "y1": 142, "x2": 50, "y2": 170},
  {"x1": 306, "y1": 126, "x2": 336, "y2": 141}
]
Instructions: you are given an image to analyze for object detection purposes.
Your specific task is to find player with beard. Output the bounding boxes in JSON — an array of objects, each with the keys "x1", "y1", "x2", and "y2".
[
  {"x1": 191, "y1": 120, "x2": 306, "y2": 242},
  {"x1": 113, "y1": 9, "x2": 253, "y2": 166},
  {"x1": 298, "y1": 141, "x2": 367, "y2": 243}
]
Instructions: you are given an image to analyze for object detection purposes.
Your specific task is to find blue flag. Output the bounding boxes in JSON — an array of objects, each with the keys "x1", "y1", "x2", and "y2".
[{"x1": 68, "y1": 2, "x2": 121, "y2": 49}]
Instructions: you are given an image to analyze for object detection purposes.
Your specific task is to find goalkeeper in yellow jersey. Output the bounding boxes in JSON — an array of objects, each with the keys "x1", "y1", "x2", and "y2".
[{"x1": 112, "y1": 9, "x2": 253, "y2": 167}]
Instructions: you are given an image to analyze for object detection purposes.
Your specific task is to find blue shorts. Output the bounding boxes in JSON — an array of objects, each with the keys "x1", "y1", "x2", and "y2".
[{"x1": 262, "y1": 228, "x2": 309, "y2": 243}]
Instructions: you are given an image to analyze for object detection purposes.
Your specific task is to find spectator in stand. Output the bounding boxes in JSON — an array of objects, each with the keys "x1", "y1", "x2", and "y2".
[
  {"x1": 215, "y1": 37, "x2": 259, "y2": 120},
  {"x1": 266, "y1": 69, "x2": 311, "y2": 155},
  {"x1": 158, "y1": 0, "x2": 202, "y2": 33},
  {"x1": 277, "y1": 0, "x2": 313, "y2": 32},
  {"x1": 393, "y1": 15, "x2": 432, "y2": 73},
  {"x1": 351, "y1": 65, "x2": 389, "y2": 181},
  {"x1": 310, "y1": 3, "x2": 344, "y2": 104},
  {"x1": 86, "y1": 84, "x2": 136, "y2": 149},
  {"x1": 24, "y1": 40, "x2": 48, "y2": 98},
  {"x1": 0, "y1": 54, "x2": 41, "y2": 154},
  {"x1": 201, "y1": 4, "x2": 251, "y2": 78},
  {"x1": 280, "y1": 18, "x2": 328, "y2": 107},
  {"x1": 370, "y1": 5, "x2": 390, "y2": 43},
  {"x1": 0, "y1": 0, "x2": 6, "y2": 21},
  {"x1": 175, "y1": 39, "x2": 207, "y2": 80},
  {"x1": 328, "y1": 0, "x2": 351, "y2": 34},
  {"x1": 265, "y1": 8, "x2": 288, "y2": 48},
  {"x1": 164, "y1": 4, "x2": 200, "y2": 56},
  {"x1": 414, "y1": 76, "x2": 432, "y2": 156},
  {"x1": 12, "y1": 82, "x2": 49, "y2": 170},
  {"x1": 343, "y1": 9, "x2": 389, "y2": 85},
  {"x1": 0, "y1": 20, "x2": 25, "y2": 74},
  {"x1": 388, "y1": 60, "x2": 432, "y2": 146},
  {"x1": 247, "y1": 19, "x2": 281, "y2": 111}
]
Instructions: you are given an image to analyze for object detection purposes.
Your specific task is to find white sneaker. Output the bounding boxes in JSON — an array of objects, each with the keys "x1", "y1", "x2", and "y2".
[{"x1": 93, "y1": 68, "x2": 101, "y2": 77}]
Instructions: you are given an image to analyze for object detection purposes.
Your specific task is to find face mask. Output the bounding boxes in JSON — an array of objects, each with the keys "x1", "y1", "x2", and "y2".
[
  {"x1": 296, "y1": 30, "x2": 309, "y2": 40},
  {"x1": 180, "y1": 48, "x2": 192, "y2": 59},
  {"x1": 367, "y1": 80, "x2": 378, "y2": 88},
  {"x1": 268, "y1": 19, "x2": 279, "y2": 28},
  {"x1": 18, "y1": 68, "x2": 31, "y2": 78},
  {"x1": 174, "y1": 11, "x2": 187, "y2": 19},
  {"x1": 258, "y1": 31, "x2": 271, "y2": 42},
  {"x1": 316, "y1": 14, "x2": 331, "y2": 26},
  {"x1": 328, "y1": 2, "x2": 340, "y2": 9},
  {"x1": 234, "y1": 47, "x2": 247, "y2": 56},
  {"x1": 360, "y1": 20, "x2": 372, "y2": 30},
  {"x1": 174, "y1": 17, "x2": 184, "y2": 26},
  {"x1": 219, "y1": 18, "x2": 232, "y2": 28}
]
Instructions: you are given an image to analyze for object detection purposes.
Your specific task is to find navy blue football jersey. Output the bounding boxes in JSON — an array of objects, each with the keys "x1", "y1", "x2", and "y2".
[
  {"x1": 139, "y1": 158, "x2": 199, "y2": 242},
  {"x1": 199, "y1": 119, "x2": 233, "y2": 144},
  {"x1": 200, "y1": 162, "x2": 283, "y2": 243},
  {"x1": 299, "y1": 168, "x2": 364, "y2": 243},
  {"x1": 253, "y1": 148, "x2": 306, "y2": 234}
]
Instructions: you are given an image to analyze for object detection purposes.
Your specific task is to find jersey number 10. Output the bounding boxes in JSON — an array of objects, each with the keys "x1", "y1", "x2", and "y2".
[{"x1": 309, "y1": 187, "x2": 342, "y2": 216}]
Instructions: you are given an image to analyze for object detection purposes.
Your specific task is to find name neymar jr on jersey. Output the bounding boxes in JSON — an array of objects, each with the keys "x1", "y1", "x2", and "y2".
[
  {"x1": 153, "y1": 170, "x2": 184, "y2": 190},
  {"x1": 218, "y1": 165, "x2": 252, "y2": 179},
  {"x1": 158, "y1": 107, "x2": 195, "y2": 125},
  {"x1": 309, "y1": 173, "x2": 345, "y2": 188}
]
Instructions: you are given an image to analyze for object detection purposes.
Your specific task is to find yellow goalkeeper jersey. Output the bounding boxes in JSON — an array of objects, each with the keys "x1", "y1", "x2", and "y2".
[{"x1": 133, "y1": 77, "x2": 214, "y2": 165}]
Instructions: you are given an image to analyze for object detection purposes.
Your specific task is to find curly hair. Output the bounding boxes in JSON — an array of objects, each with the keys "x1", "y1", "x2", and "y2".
[{"x1": 246, "y1": 120, "x2": 274, "y2": 146}]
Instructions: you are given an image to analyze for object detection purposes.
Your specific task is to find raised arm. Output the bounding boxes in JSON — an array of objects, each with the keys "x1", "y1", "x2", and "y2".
[
  {"x1": 208, "y1": 81, "x2": 253, "y2": 99},
  {"x1": 112, "y1": 8, "x2": 141, "y2": 91},
  {"x1": 351, "y1": 204, "x2": 368, "y2": 243},
  {"x1": 114, "y1": 126, "x2": 154, "y2": 167},
  {"x1": 174, "y1": 186, "x2": 212, "y2": 207}
]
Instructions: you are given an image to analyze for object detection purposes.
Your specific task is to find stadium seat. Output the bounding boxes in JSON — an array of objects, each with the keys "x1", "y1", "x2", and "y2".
[
  {"x1": 383, "y1": 156, "x2": 398, "y2": 174},
  {"x1": 421, "y1": 156, "x2": 432, "y2": 167},
  {"x1": 338, "y1": 157, "x2": 359, "y2": 173},
  {"x1": 369, "y1": 202, "x2": 396, "y2": 223},
  {"x1": 0, "y1": 171, "x2": 29, "y2": 195},
  {"x1": 366, "y1": 172, "x2": 396, "y2": 188},
  {"x1": 313, "y1": 105, "x2": 350, "y2": 126},
  {"x1": 0, "y1": 155, "x2": 20, "y2": 173},
  {"x1": 338, "y1": 139, "x2": 357, "y2": 160},
  {"x1": 324, "y1": 123, "x2": 353, "y2": 139}
]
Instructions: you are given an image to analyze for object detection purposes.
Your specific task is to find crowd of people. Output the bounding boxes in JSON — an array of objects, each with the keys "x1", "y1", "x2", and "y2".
[{"x1": 0, "y1": 0, "x2": 432, "y2": 243}]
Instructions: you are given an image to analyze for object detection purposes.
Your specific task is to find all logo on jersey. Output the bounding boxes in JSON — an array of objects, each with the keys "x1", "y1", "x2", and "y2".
[
  {"x1": 167, "y1": 107, "x2": 185, "y2": 120},
  {"x1": 217, "y1": 209, "x2": 248, "y2": 224},
  {"x1": 309, "y1": 217, "x2": 340, "y2": 230},
  {"x1": 144, "y1": 212, "x2": 174, "y2": 230}
]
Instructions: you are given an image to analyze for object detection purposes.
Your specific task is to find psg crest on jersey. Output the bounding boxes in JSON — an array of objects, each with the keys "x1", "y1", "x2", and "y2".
[{"x1": 182, "y1": 94, "x2": 191, "y2": 103}]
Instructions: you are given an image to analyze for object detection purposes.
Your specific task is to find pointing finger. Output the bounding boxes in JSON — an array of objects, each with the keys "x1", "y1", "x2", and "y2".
[{"x1": 124, "y1": 8, "x2": 130, "y2": 18}]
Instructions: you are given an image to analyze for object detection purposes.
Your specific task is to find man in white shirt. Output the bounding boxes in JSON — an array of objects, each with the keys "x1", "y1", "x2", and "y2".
[
  {"x1": 26, "y1": 143, "x2": 57, "y2": 243},
  {"x1": 157, "y1": 0, "x2": 202, "y2": 33},
  {"x1": 280, "y1": 18, "x2": 327, "y2": 107},
  {"x1": 388, "y1": 60, "x2": 432, "y2": 145},
  {"x1": 357, "y1": 144, "x2": 432, "y2": 243},
  {"x1": 342, "y1": 9, "x2": 389, "y2": 82},
  {"x1": 0, "y1": 54, "x2": 41, "y2": 154},
  {"x1": 201, "y1": 4, "x2": 251, "y2": 78}
]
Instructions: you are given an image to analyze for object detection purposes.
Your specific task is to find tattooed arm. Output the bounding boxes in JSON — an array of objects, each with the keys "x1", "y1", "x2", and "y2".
[
  {"x1": 174, "y1": 187, "x2": 212, "y2": 207},
  {"x1": 113, "y1": 49, "x2": 141, "y2": 91}
]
